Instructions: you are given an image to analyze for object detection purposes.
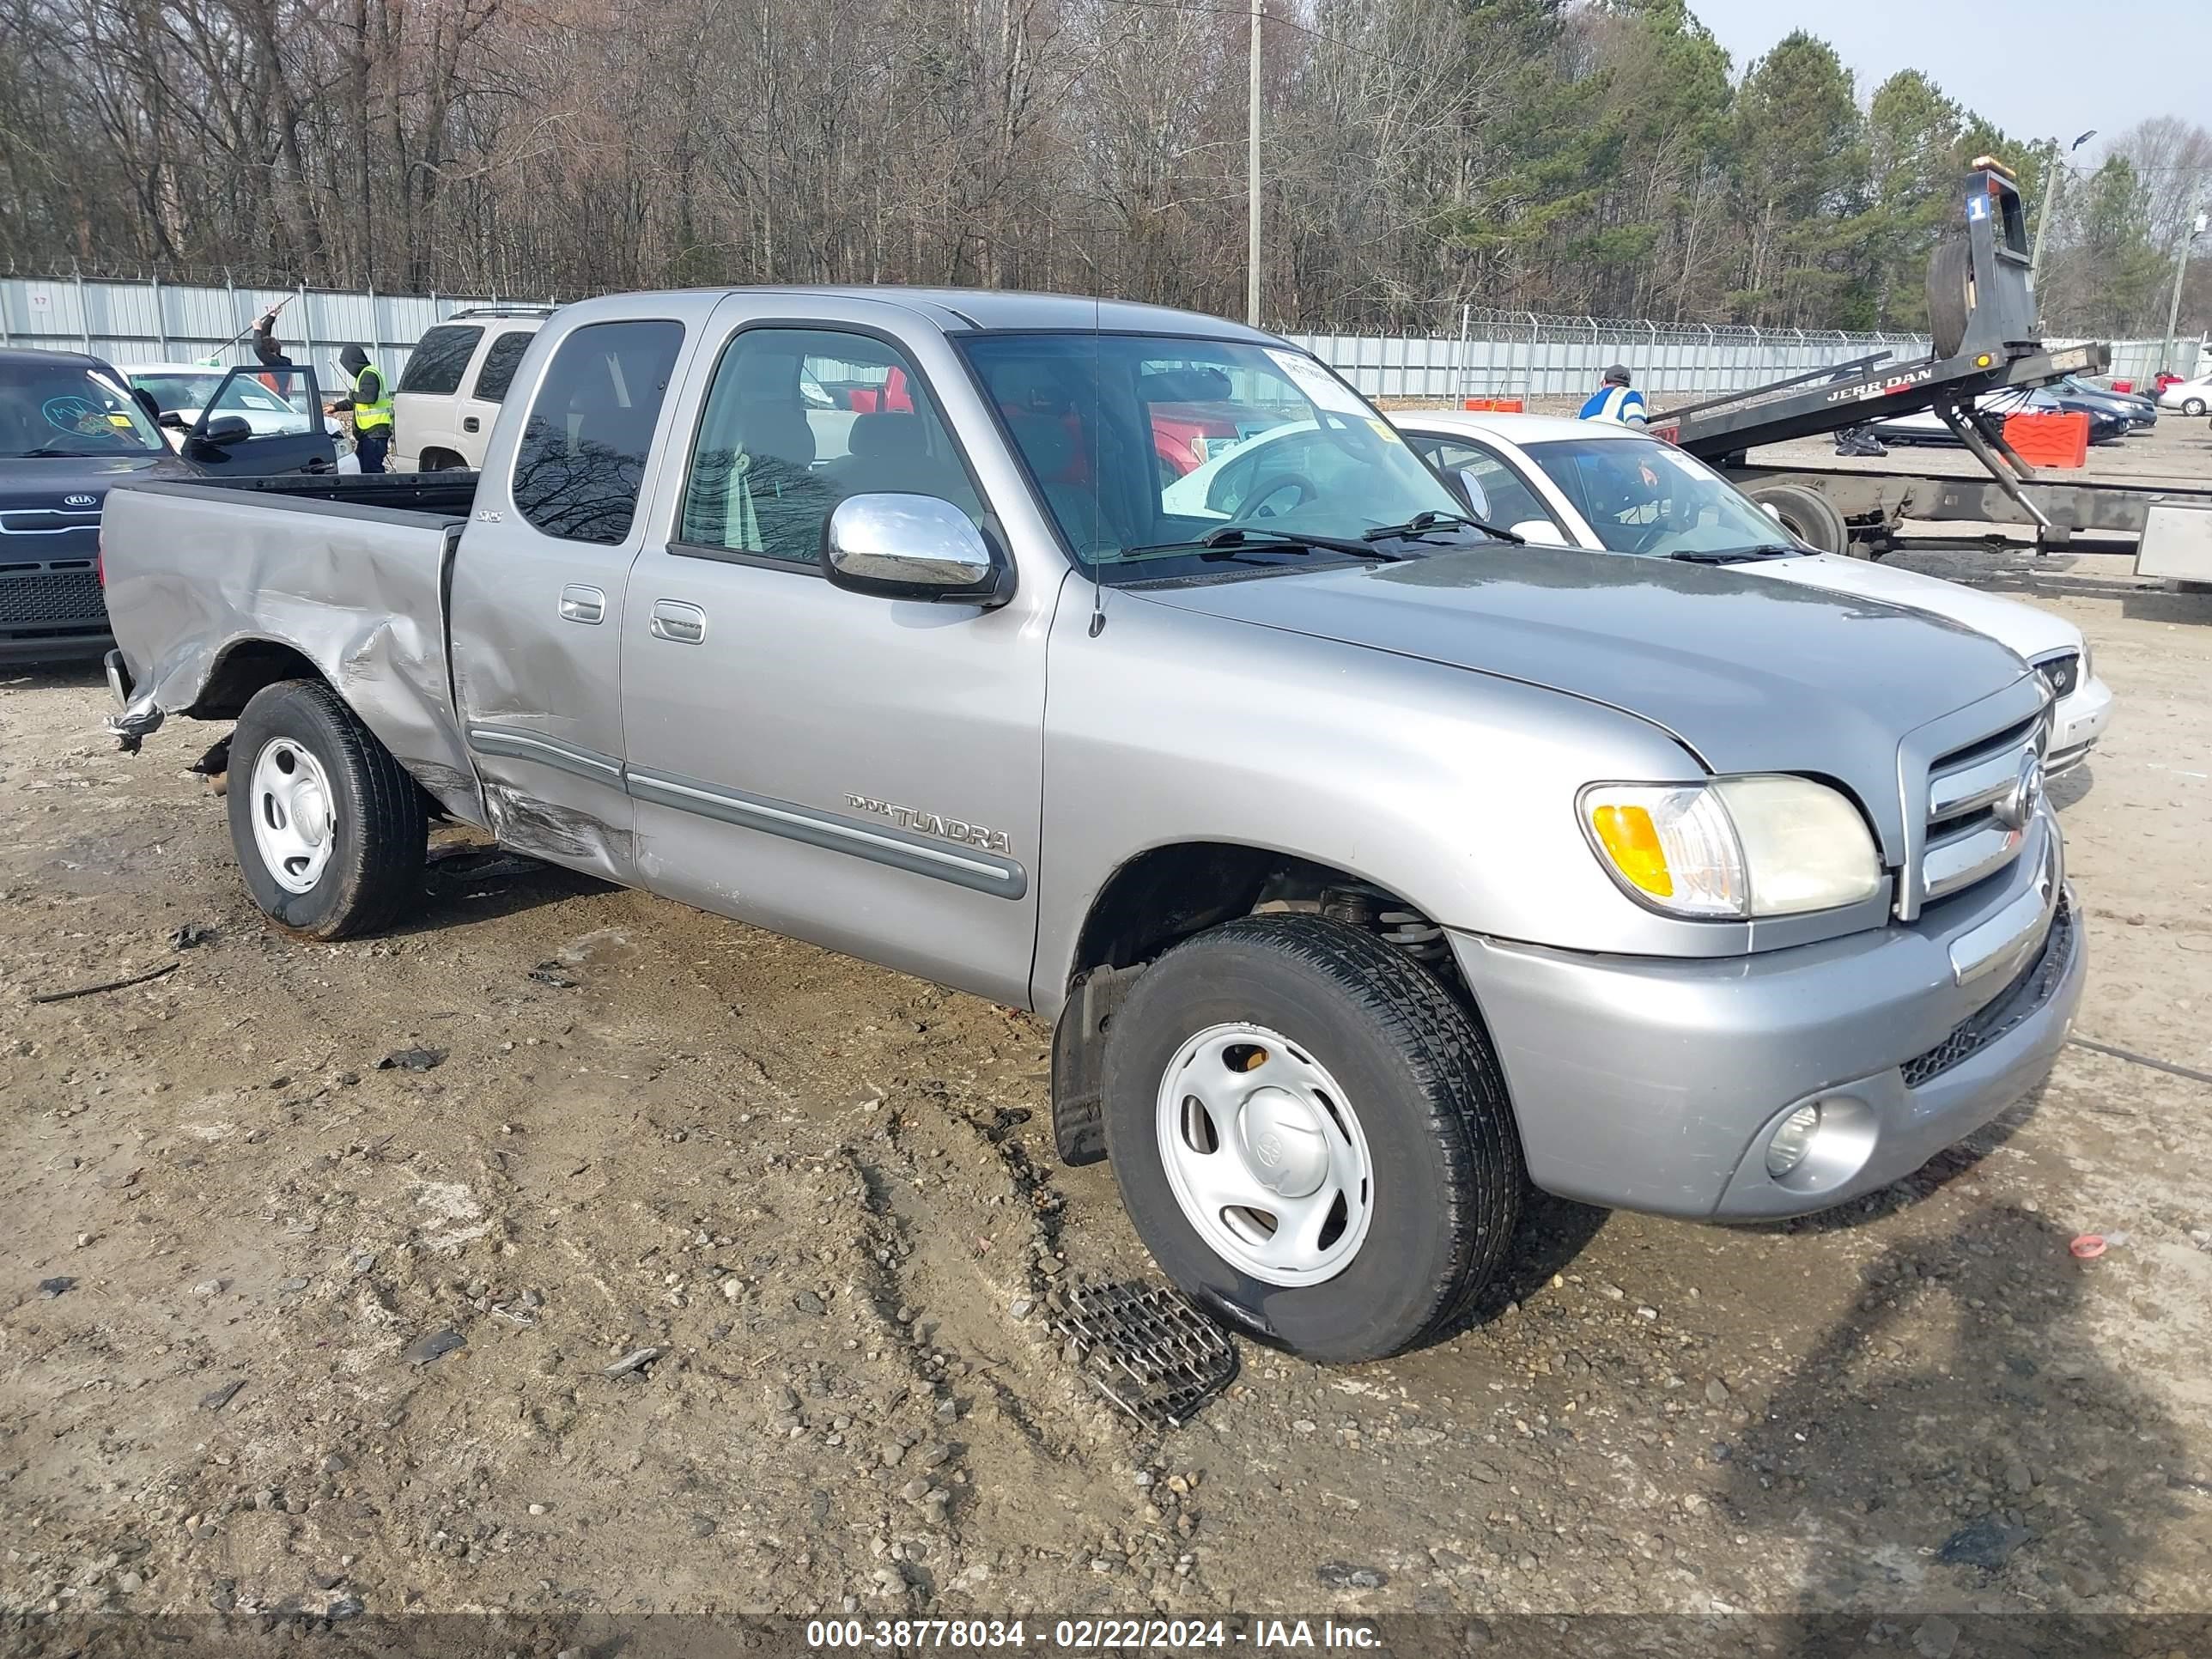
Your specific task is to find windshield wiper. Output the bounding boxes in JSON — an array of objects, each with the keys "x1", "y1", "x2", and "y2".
[
  {"x1": 1665, "y1": 544, "x2": 1803, "y2": 564},
  {"x1": 1124, "y1": 526, "x2": 1410, "y2": 562},
  {"x1": 1363, "y1": 509, "x2": 1523, "y2": 546},
  {"x1": 15, "y1": 445, "x2": 121, "y2": 459}
]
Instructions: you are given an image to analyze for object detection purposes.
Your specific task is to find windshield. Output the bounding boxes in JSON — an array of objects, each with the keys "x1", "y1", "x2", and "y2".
[
  {"x1": 0, "y1": 362, "x2": 166, "y2": 457},
  {"x1": 958, "y1": 332, "x2": 1470, "y2": 581},
  {"x1": 129, "y1": 371, "x2": 225, "y2": 412},
  {"x1": 1519, "y1": 435, "x2": 1802, "y2": 559}
]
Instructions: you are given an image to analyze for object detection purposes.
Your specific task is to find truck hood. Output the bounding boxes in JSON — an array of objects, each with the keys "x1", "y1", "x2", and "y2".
[
  {"x1": 1741, "y1": 552, "x2": 2080, "y2": 664},
  {"x1": 0, "y1": 449, "x2": 184, "y2": 498},
  {"x1": 1129, "y1": 544, "x2": 2036, "y2": 787}
]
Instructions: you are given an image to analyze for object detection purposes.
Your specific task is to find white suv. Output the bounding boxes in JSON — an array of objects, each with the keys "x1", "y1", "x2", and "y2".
[{"x1": 390, "y1": 307, "x2": 552, "y2": 471}]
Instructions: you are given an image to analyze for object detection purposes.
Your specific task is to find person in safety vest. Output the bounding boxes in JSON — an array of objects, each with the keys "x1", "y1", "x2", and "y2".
[
  {"x1": 1578, "y1": 363, "x2": 1649, "y2": 427},
  {"x1": 334, "y1": 344, "x2": 392, "y2": 472}
]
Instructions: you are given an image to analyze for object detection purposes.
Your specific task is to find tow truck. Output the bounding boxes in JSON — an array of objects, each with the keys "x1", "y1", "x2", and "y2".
[{"x1": 1648, "y1": 161, "x2": 2212, "y2": 585}]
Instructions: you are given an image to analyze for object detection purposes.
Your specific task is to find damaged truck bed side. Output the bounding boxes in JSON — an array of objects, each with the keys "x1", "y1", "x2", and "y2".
[{"x1": 100, "y1": 287, "x2": 2083, "y2": 1365}]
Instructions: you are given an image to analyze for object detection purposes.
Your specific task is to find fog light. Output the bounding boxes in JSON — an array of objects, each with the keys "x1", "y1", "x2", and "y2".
[{"x1": 1765, "y1": 1103, "x2": 1823, "y2": 1178}]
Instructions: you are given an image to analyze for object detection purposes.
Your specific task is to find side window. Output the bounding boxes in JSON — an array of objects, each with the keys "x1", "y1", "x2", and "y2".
[
  {"x1": 471, "y1": 330, "x2": 534, "y2": 404},
  {"x1": 677, "y1": 327, "x2": 981, "y2": 567},
  {"x1": 210, "y1": 366, "x2": 316, "y2": 434},
  {"x1": 510, "y1": 319, "x2": 685, "y2": 546},
  {"x1": 399, "y1": 325, "x2": 485, "y2": 395},
  {"x1": 1429, "y1": 439, "x2": 1559, "y2": 532}
]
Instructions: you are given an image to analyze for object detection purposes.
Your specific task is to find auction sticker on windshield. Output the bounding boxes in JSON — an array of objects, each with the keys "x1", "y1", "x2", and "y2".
[{"x1": 1265, "y1": 349, "x2": 1368, "y2": 415}]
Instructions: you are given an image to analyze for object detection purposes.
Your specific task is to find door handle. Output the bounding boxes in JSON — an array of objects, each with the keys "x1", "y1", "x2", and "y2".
[
  {"x1": 649, "y1": 599, "x2": 707, "y2": 644},
  {"x1": 463, "y1": 416, "x2": 480, "y2": 433},
  {"x1": 559, "y1": 584, "x2": 606, "y2": 625}
]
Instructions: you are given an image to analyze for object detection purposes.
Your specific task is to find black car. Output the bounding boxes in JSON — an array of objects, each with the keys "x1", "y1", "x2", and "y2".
[
  {"x1": 2058, "y1": 376, "x2": 2157, "y2": 428},
  {"x1": 1869, "y1": 384, "x2": 2131, "y2": 448},
  {"x1": 1, "y1": 347, "x2": 335, "y2": 663}
]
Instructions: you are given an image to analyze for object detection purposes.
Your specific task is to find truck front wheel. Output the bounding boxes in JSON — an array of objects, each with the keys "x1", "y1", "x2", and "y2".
[
  {"x1": 1100, "y1": 915, "x2": 1523, "y2": 1364},
  {"x1": 228, "y1": 680, "x2": 427, "y2": 940}
]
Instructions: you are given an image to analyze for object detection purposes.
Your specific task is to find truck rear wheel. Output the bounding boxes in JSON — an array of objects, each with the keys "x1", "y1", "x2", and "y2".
[
  {"x1": 228, "y1": 680, "x2": 427, "y2": 940},
  {"x1": 1747, "y1": 482, "x2": 1849, "y2": 556},
  {"x1": 1099, "y1": 915, "x2": 1522, "y2": 1364}
]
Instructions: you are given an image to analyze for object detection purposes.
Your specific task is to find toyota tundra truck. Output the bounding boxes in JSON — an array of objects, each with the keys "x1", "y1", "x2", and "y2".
[{"x1": 97, "y1": 288, "x2": 2083, "y2": 1364}]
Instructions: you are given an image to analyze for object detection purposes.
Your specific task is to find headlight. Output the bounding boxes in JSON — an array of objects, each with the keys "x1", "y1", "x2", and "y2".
[{"x1": 1582, "y1": 775, "x2": 1881, "y2": 920}]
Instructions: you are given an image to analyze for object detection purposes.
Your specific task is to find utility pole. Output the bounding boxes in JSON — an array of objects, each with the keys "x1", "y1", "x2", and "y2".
[
  {"x1": 1247, "y1": 0, "x2": 1265, "y2": 331},
  {"x1": 2158, "y1": 198, "x2": 2207, "y2": 379},
  {"x1": 2028, "y1": 129, "x2": 2097, "y2": 304},
  {"x1": 1246, "y1": 0, "x2": 1262, "y2": 328}
]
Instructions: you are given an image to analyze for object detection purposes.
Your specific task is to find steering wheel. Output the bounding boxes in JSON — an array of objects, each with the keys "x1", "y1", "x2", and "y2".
[
  {"x1": 1617, "y1": 516, "x2": 1673, "y2": 556},
  {"x1": 1239, "y1": 471, "x2": 1319, "y2": 520}
]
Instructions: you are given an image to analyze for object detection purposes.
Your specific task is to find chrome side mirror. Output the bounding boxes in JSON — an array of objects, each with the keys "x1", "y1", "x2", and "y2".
[
  {"x1": 1452, "y1": 469, "x2": 1492, "y2": 520},
  {"x1": 821, "y1": 493, "x2": 1014, "y2": 607}
]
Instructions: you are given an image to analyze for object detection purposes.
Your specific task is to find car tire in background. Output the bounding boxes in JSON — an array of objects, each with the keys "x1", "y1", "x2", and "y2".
[
  {"x1": 1746, "y1": 482, "x2": 1850, "y2": 556},
  {"x1": 228, "y1": 679, "x2": 427, "y2": 940},
  {"x1": 1099, "y1": 914, "x2": 1523, "y2": 1364},
  {"x1": 2185, "y1": 398, "x2": 2209, "y2": 417}
]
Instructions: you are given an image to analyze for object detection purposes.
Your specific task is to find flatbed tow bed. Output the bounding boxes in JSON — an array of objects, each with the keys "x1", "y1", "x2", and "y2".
[{"x1": 1646, "y1": 161, "x2": 2212, "y2": 581}]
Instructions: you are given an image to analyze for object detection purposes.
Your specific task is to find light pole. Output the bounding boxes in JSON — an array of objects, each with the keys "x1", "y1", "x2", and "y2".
[
  {"x1": 2158, "y1": 201, "x2": 2207, "y2": 380},
  {"x1": 1246, "y1": 0, "x2": 1262, "y2": 328},
  {"x1": 2027, "y1": 128, "x2": 2097, "y2": 304}
]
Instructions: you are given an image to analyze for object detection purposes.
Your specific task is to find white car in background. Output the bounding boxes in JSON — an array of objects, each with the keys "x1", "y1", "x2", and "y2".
[
  {"x1": 119, "y1": 363, "x2": 358, "y2": 472},
  {"x1": 2157, "y1": 371, "x2": 2212, "y2": 416},
  {"x1": 1381, "y1": 410, "x2": 2112, "y2": 774}
]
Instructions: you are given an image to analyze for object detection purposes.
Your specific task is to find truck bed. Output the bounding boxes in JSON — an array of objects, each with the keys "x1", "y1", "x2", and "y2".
[{"x1": 100, "y1": 473, "x2": 486, "y2": 823}]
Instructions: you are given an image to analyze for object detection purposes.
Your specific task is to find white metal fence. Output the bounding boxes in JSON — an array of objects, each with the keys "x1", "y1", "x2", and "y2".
[
  {"x1": 1285, "y1": 307, "x2": 2202, "y2": 401},
  {"x1": 0, "y1": 274, "x2": 531, "y2": 385},
  {"x1": 3, "y1": 274, "x2": 2197, "y2": 403}
]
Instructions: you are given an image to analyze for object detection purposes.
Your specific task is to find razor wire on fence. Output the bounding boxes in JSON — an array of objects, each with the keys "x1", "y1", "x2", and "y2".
[{"x1": 3, "y1": 274, "x2": 2197, "y2": 403}]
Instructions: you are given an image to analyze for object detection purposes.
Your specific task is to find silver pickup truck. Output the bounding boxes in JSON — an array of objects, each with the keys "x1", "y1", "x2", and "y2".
[{"x1": 100, "y1": 288, "x2": 2083, "y2": 1364}]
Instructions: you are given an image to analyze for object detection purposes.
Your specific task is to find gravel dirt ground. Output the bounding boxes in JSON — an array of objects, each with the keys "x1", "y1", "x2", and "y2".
[{"x1": 4, "y1": 467, "x2": 2212, "y2": 1633}]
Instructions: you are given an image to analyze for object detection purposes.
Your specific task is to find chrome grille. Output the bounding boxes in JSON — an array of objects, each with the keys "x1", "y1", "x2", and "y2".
[
  {"x1": 2034, "y1": 653, "x2": 2081, "y2": 701},
  {"x1": 1917, "y1": 714, "x2": 2043, "y2": 909}
]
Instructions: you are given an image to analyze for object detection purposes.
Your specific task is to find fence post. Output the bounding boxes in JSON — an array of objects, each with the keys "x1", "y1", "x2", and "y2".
[
  {"x1": 368, "y1": 283, "x2": 381, "y2": 378},
  {"x1": 74, "y1": 262, "x2": 90, "y2": 351},
  {"x1": 152, "y1": 272, "x2": 168, "y2": 359},
  {"x1": 1525, "y1": 313, "x2": 1539, "y2": 398},
  {"x1": 1455, "y1": 302, "x2": 1471, "y2": 402}
]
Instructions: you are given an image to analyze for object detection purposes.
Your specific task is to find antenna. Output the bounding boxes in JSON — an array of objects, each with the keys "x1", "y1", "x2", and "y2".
[{"x1": 1088, "y1": 295, "x2": 1108, "y2": 637}]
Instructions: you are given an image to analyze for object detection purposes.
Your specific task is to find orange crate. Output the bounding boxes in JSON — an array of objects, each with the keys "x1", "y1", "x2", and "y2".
[
  {"x1": 1462, "y1": 398, "x2": 1526, "y2": 413},
  {"x1": 2002, "y1": 411, "x2": 2089, "y2": 469}
]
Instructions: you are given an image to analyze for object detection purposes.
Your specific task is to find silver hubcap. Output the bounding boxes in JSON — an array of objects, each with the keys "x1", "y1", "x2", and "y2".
[
  {"x1": 248, "y1": 738, "x2": 337, "y2": 895},
  {"x1": 1155, "y1": 1023, "x2": 1374, "y2": 1286}
]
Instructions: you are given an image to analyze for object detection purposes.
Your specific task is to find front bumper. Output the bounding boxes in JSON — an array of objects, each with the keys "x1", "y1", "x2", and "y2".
[
  {"x1": 2048, "y1": 674, "x2": 2113, "y2": 775},
  {"x1": 0, "y1": 625, "x2": 112, "y2": 664},
  {"x1": 1449, "y1": 820, "x2": 2083, "y2": 1219}
]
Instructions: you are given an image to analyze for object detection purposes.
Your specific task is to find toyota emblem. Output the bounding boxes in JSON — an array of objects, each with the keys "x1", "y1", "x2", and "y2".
[{"x1": 1995, "y1": 754, "x2": 2044, "y2": 830}]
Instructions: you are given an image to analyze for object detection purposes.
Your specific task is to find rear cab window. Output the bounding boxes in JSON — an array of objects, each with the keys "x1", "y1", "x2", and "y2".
[
  {"x1": 510, "y1": 319, "x2": 685, "y2": 545},
  {"x1": 399, "y1": 325, "x2": 485, "y2": 396}
]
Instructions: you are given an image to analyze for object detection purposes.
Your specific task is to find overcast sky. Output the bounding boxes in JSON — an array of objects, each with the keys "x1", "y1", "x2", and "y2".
[{"x1": 1686, "y1": 0, "x2": 2203, "y2": 158}]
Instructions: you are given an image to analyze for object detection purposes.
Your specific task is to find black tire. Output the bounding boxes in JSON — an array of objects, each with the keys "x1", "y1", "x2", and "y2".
[
  {"x1": 2183, "y1": 398, "x2": 2208, "y2": 417},
  {"x1": 1099, "y1": 915, "x2": 1523, "y2": 1364},
  {"x1": 1926, "y1": 234, "x2": 1973, "y2": 360},
  {"x1": 228, "y1": 679, "x2": 427, "y2": 940},
  {"x1": 1747, "y1": 482, "x2": 1849, "y2": 555}
]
